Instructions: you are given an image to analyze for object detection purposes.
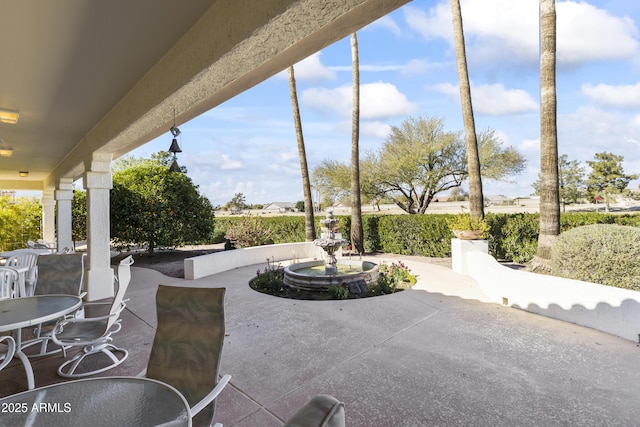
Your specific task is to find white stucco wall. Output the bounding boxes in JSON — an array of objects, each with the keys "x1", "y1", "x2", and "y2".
[
  {"x1": 465, "y1": 250, "x2": 640, "y2": 343},
  {"x1": 184, "y1": 242, "x2": 332, "y2": 280}
]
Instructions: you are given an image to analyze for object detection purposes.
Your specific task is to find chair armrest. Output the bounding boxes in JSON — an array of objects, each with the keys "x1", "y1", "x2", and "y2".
[
  {"x1": 52, "y1": 305, "x2": 124, "y2": 336},
  {"x1": 190, "y1": 374, "x2": 232, "y2": 416},
  {"x1": 0, "y1": 335, "x2": 16, "y2": 371}
]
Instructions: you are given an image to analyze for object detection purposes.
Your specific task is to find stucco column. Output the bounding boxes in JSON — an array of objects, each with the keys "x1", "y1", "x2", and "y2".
[
  {"x1": 84, "y1": 154, "x2": 113, "y2": 301},
  {"x1": 41, "y1": 189, "x2": 56, "y2": 245},
  {"x1": 55, "y1": 178, "x2": 74, "y2": 251}
]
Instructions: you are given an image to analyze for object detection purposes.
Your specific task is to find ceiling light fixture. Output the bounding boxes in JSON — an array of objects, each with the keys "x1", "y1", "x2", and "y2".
[
  {"x1": 0, "y1": 109, "x2": 20, "y2": 124},
  {"x1": 0, "y1": 139, "x2": 13, "y2": 157},
  {"x1": 19, "y1": 171, "x2": 28, "y2": 177}
]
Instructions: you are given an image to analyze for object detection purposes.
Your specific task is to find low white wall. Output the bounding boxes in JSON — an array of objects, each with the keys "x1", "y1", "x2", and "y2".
[
  {"x1": 184, "y1": 242, "x2": 329, "y2": 280},
  {"x1": 465, "y1": 251, "x2": 640, "y2": 343}
]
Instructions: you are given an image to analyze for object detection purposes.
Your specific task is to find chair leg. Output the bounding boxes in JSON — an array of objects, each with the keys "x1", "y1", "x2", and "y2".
[
  {"x1": 20, "y1": 336, "x2": 64, "y2": 358},
  {"x1": 57, "y1": 345, "x2": 128, "y2": 378}
]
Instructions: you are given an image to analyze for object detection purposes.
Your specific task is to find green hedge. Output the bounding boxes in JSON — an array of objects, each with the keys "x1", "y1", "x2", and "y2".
[{"x1": 211, "y1": 212, "x2": 640, "y2": 262}]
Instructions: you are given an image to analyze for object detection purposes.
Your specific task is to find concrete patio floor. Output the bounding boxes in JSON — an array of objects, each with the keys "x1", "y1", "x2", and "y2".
[{"x1": 2, "y1": 254, "x2": 640, "y2": 426}]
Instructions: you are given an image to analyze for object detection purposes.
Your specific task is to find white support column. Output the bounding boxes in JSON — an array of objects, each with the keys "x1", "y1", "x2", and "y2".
[
  {"x1": 41, "y1": 189, "x2": 56, "y2": 245},
  {"x1": 84, "y1": 153, "x2": 113, "y2": 301},
  {"x1": 55, "y1": 178, "x2": 74, "y2": 252}
]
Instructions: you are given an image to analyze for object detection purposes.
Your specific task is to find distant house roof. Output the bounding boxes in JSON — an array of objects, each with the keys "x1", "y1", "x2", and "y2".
[
  {"x1": 485, "y1": 195, "x2": 512, "y2": 201},
  {"x1": 264, "y1": 202, "x2": 296, "y2": 210}
]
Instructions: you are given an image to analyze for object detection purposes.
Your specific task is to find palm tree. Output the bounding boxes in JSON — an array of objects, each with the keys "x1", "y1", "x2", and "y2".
[
  {"x1": 450, "y1": 0, "x2": 484, "y2": 220},
  {"x1": 350, "y1": 33, "x2": 364, "y2": 254},
  {"x1": 531, "y1": 0, "x2": 560, "y2": 273},
  {"x1": 288, "y1": 65, "x2": 316, "y2": 241}
]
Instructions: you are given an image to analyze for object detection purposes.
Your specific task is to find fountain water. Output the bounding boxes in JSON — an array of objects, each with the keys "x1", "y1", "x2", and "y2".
[{"x1": 283, "y1": 211, "x2": 379, "y2": 292}]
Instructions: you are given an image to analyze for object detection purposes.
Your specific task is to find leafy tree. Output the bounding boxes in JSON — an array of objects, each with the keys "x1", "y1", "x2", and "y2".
[
  {"x1": 312, "y1": 160, "x2": 351, "y2": 205},
  {"x1": 111, "y1": 154, "x2": 215, "y2": 252},
  {"x1": 0, "y1": 195, "x2": 41, "y2": 251},
  {"x1": 531, "y1": 154, "x2": 585, "y2": 212},
  {"x1": 295, "y1": 200, "x2": 305, "y2": 212},
  {"x1": 225, "y1": 192, "x2": 247, "y2": 213},
  {"x1": 72, "y1": 190, "x2": 87, "y2": 244},
  {"x1": 374, "y1": 116, "x2": 468, "y2": 214},
  {"x1": 477, "y1": 129, "x2": 526, "y2": 180},
  {"x1": 312, "y1": 116, "x2": 525, "y2": 214},
  {"x1": 586, "y1": 152, "x2": 638, "y2": 213},
  {"x1": 449, "y1": 187, "x2": 468, "y2": 202}
]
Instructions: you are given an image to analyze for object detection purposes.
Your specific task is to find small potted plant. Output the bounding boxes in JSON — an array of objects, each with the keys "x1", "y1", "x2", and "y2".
[{"x1": 447, "y1": 214, "x2": 489, "y2": 240}]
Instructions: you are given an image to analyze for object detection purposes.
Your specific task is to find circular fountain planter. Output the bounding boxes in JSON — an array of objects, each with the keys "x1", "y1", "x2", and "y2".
[{"x1": 284, "y1": 259, "x2": 379, "y2": 291}]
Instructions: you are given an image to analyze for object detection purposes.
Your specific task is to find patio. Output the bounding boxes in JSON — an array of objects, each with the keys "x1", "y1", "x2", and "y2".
[{"x1": 2, "y1": 256, "x2": 640, "y2": 426}]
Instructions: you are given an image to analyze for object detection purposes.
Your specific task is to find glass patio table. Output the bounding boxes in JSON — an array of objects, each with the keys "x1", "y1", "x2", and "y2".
[
  {"x1": 0, "y1": 295, "x2": 82, "y2": 389},
  {"x1": 0, "y1": 376, "x2": 191, "y2": 426}
]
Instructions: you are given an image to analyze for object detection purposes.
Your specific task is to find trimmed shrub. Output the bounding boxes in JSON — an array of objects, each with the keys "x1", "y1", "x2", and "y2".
[
  {"x1": 551, "y1": 224, "x2": 640, "y2": 291},
  {"x1": 225, "y1": 216, "x2": 274, "y2": 248},
  {"x1": 377, "y1": 215, "x2": 451, "y2": 256},
  {"x1": 486, "y1": 213, "x2": 539, "y2": 263}
]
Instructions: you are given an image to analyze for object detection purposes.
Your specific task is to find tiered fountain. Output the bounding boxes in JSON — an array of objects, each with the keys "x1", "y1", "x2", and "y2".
[{"x1": 284, "y1": 211, "x2": 379, "y2": 291}]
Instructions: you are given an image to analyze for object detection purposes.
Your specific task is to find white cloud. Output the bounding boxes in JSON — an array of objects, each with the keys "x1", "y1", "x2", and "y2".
[
  {"x1": 405, "y1": 0, "x2": 639, "y2": 69},
  {"x1": 328, "y1": 58, "x2": 443, "y2": 75},
  {"x1": 401, "y1": 59, "x2": 433, "y2": 75},
  {"x1": 557, "y1": 105, "x2": 640, "y2": 166},
  {"x1": 278, "y1": 52, "x2": 337, "y2": 83},
  {"x1": 361, "y1": 121, "x2": 392, "y2": 138},
  {"x1": 220, "y1": 154, "x2": 243, "y2": 170},
  {"x1": 366, "y1": 15, "x2": 402, "y2": 37},
  {"x1": 433, "y1": 82, "x2": 538, "y2": 115},
  {"x1": 519, "y1": 138, "x2": 540, "y2": 153},
  {"x1": 582, "y1": 83, "x2": 640, "y2": 109},
  {"x1": 558, "y1": 1, "x2": 639, "y2": 66},
  {"x1": 301, "y1": 82, "x2": 417, "y2": 119}
]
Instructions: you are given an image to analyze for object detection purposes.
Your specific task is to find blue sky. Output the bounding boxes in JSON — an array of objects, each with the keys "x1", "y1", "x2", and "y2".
[{"x1": 132, "y1": 0, "x2": 640, "y2": 207}]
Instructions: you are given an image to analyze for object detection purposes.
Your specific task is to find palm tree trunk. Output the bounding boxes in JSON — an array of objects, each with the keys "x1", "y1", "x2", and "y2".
[
  {"x1": 350, "y1": 33, "x2": 364, "y2": 254},
  {"x1": 288, "y1": 65, "x2": 316, "y2": 241},
  {"x1": 450, "y1": 0, "x2": 484, "y2": 220},
  {"x1": 531, "y1": 0, "x2": 560, "y2": 273}
]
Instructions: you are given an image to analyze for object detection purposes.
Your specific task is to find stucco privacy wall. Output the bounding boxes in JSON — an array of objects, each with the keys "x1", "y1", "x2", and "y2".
[
  {"x1": 465, "y1": 250, "x2": 640, "y2": 342},
  {"x1": 184, "y1": 242, "x2": 331, "y2": 280}
]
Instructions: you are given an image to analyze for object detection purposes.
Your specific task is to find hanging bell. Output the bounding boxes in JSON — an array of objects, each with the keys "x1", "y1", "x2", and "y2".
[
  {"x1": 169, "y1": 158, "x2": 182, "y2": 173},
  {"x1": 168, "y1": 138, "x2": 182, "y2": 154}
]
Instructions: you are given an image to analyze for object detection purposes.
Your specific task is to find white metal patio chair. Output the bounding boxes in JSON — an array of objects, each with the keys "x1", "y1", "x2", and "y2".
[
  {"x1": 20, "y1": 253, "x2": 86, "y2": 357},
  {"x1": 0, "y1": 267, "x2": 19, "y2": 300},
  {"x1": 5, "y1": 250, "x2": 39, "y2": 297},
  {"x1": 50, "y1": 255, "x2": 134, "y2": 378}
]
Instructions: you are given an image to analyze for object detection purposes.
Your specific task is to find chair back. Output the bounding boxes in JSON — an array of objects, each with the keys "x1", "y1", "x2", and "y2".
[
  {"x1": 147, "y1": 285, "x2": 226, "y2": 427},
  {"x1": 0, "y1": 267, "x2": 19, "y2": 300},
  {"x1": 5, "y1": 251, "x2": 39, "y2": 269},
  {"x1": 6, "y1": 250, "x2": 39, "y2": 287},
  {"x1": 107, "y1": 255, "x2": 134, "y2": 330},
  {"x1": 34, "y1": 253, "x2": 85, "y2": 296}
]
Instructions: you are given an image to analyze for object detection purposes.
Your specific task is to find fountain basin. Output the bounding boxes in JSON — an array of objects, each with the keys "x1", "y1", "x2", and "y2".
[{"x1": 284, "y1": 260, "x2": 379, "y2": 291}]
